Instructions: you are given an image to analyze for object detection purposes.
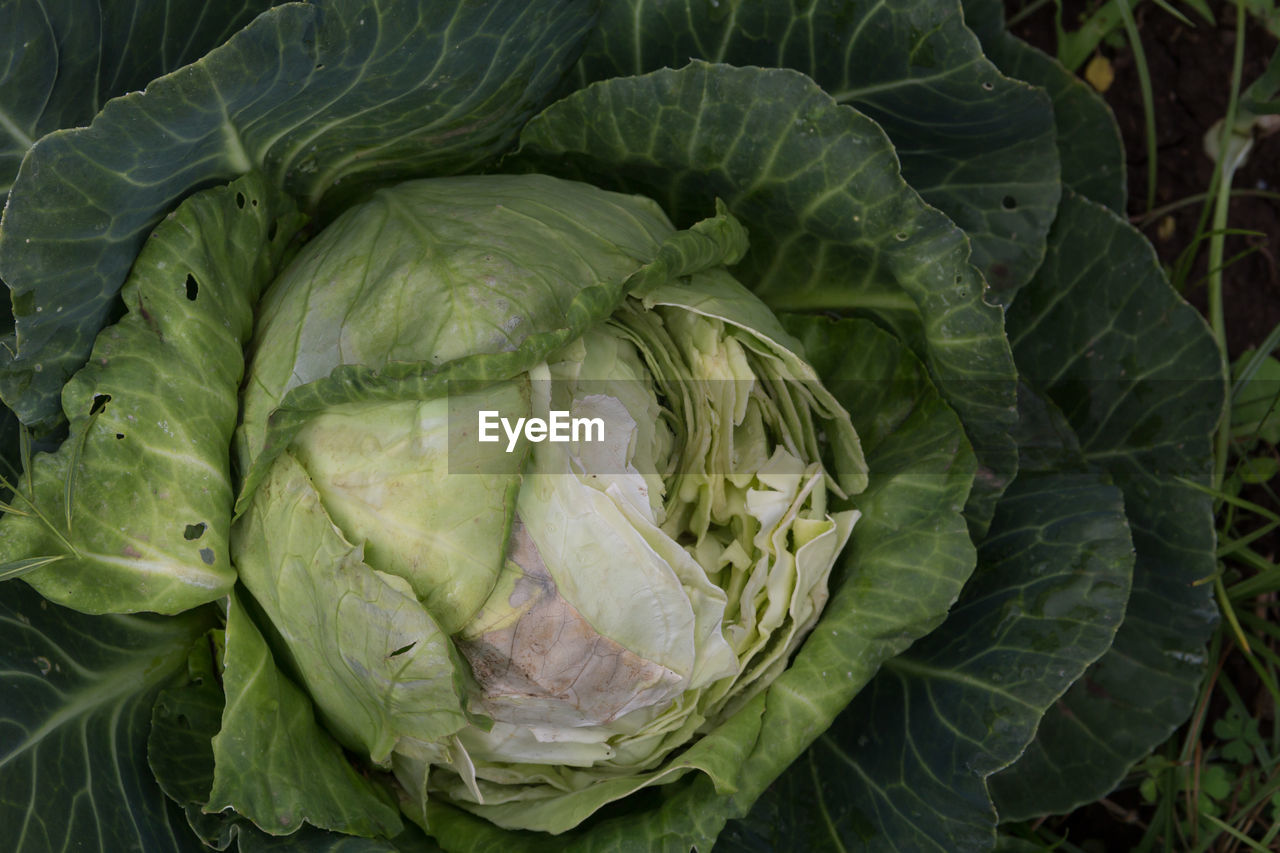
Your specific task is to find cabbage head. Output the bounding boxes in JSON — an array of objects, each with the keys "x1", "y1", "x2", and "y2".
[
  {"x1": 2, "y1": 173, "x2": 868, "y2": 835},
  {"x1": 0, "y1": 0, "x2": 1225, "y2": 849},
  {"x1": 231, "y1": 174, "x2": 868, "y2": 832}
]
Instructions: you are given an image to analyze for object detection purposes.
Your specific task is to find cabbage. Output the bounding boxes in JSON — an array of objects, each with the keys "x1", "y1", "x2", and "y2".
[{"x1": 0, "y1": 1, "x2": 1224, "y2": 850}]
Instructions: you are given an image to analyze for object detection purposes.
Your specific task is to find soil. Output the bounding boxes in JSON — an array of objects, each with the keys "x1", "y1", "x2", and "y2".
[{"x1": 1008, "y1": 0, "x2": 1280, "y2": 360}]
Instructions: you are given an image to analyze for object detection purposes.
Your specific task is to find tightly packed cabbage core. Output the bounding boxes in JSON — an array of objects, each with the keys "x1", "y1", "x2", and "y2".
[{"x1": 230, "y1": 175, "x2": 866, "y2": 833}]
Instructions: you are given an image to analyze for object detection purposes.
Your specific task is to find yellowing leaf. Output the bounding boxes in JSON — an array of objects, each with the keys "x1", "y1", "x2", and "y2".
[{"x1": 1085, "y1": 55, "x2": 1115, "y2": 93}]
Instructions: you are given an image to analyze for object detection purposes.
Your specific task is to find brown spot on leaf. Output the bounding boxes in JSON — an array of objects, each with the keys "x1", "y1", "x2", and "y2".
[{"x1": 458, "y1": 518, "x2": 682, "y2": 727}]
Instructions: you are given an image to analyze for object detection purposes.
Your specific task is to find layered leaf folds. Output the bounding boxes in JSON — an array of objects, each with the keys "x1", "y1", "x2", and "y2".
[
  {"x1": 0, "y1": 1, "x2": 1229, "y2": 851},
  {"x1": 414, "y1": 317, "x2": 978, "y2": 851},
  {"x1": 0, "y1": 173, "x2": 301, "y2": 614},
  {"x1": 516, "y1": 60, "x2": 1018, "y2": 532},
  {"x1": 0, "y1": 0, "x2": 597, "y2": 424},
  {"x1": 962, "y1": 0, "x2": 1126, "y2": 212},
  {"x1": 573, "y1": 0, "x2": 1061, "y2": 300},
  {"x1": 992, "y1": 192, "x2": 1223, "y2": 817},
  {"x1": 721, "y1": 366, "x2": 1134, "y2": 852},
  {"x1": 0, "y1": 0, "x2": 280, "y2": 203}
]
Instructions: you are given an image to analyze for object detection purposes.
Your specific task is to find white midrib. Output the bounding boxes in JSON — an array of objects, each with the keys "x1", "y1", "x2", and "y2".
[
  {"x1": 84, "y1": 551, "x2": 226, "y2": 588},
  {"x1": 0, "y1": 643, "x2": 188, "y2": 771},
  {"x1": 0, "y1": 107, "x2": 36, "y2": 151}
]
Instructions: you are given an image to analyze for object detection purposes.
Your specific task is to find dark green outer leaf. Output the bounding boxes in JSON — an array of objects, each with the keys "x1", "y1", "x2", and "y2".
[
  {"x1": 991, "y1": 192, "x2": 1224, "y2": 819},
  {"x1": 0, "y1": 0, "x2": 597, "y2": 426},
  {"x1": 515, "y1": 60, "x2": 1018, "y2": 535},
  {"x1": 0, "y1": 0, "x2": 279, "y2": 402},
  {"x1": 572, "y1": 0, "x2": 1061, "y2": 301},
  {"x1": 1007, "y1": 381, "x2": 1087, "y2": 475},
  {"x1": 0, "y1": 0, "x2": 280, "y2": 202},
  {"x1": 149, "y1": 633, "x2": 225, "y2": 810},
  {"x1": 720, "y1": 384, "x2": 1134, "y2": 852},
  {"x1": 0, "y1": 0, "x2": 56, "y2": 201},
  {"x1": 961, "y1": 0, "x2": 1127, "y2": 214},
  {"x1": 992, "y1": 837, "x2": 1046, "y2": 853},
  {"x1": 0, "y1": 581, "x2": 215, "y2": 852},
  {"x1": 0, "y1": 405, "x2": 19, "y2": 498}
]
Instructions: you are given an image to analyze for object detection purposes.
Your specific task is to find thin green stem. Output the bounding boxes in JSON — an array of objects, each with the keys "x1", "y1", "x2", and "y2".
[
  {"x1": 1216, "y1": 574, "x2": 1253, "y2": 655},
  {"x1": 1180, "y1": 633, "x2": 1225, "y2": 764},
  {"x1": 1172, "y1": 168, "x2": 1224, "y2": 291},
  {"x1": 1226, "y1": 544, "x2": 1280, "y2": 578},
  {"x1": 1232, "y1": 322, "x2": 1280, "y2": 393},
  {"x1": 1218, "y1": 518, "x2": 1280, "y2": 559},
  {"x1": 1203, "y1": 811, "x2": 1273, "y2": 851},
  {"x1": 1135, "y1": 188, "x2": 1280, "y2": 228},
  {"x1": 1116, "y1": 0, "x2": 1159, "y2": 212},
  {"x1": 1210, "y1": 2, "x2": 1251, "y2": 492},
  {"x1": 1008, "y1": 0, "x2": 1053, "y2": 28},
  {"x1": 1177, "y1": 477, "x2": 1280, "y2": 522}
]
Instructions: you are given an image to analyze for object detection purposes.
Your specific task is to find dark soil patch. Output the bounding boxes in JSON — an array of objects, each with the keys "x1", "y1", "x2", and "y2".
[{"x1": 1010, "y1": 0, "x2": 1280, "y2": 360}]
